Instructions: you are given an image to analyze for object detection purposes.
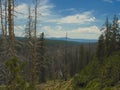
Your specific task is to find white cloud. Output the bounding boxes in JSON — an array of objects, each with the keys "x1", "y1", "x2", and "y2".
[
  {"x1": 55, "y1": 26, "x2": 62, "y2": 30},
  {"x1": 69, "y1": 26, "x2": 101, "y2": 39},
  {"x1": 15, "y1": 3, "x2": 28, "y2": 19},
  {"x1": 42, "y1": 25, "x2": 101, "y2": 39},
  {"x1": 118, "y1": 20, "x2": 120, "y2": 24},
  {"x1": 47, "y1": 11, "x2": 96, "y2": 24},
  {"x1": 12, "y1": 0, "x2": 100, "y2": 39},
  {"x1": 13, "y1": 0, "x2": 54, "y2": 36},
  {"x1": 38, "y1": 6, "x2": 51, "y2": 16},
  {"x1": 42, "y1": 26, "x2": 65, "y2": 37},
  {"x1": 58, "y1": 8, "x2": 76, "y2": 13},
  {"x1": 14, "y1": 25, "x2": 25, "y2": 37},
  {"x1": 70, "y1": 26, "x2": 100, "y2": 34},
  {"x1": 14, "y1": 0, "x2": 54, "y2": 20}
]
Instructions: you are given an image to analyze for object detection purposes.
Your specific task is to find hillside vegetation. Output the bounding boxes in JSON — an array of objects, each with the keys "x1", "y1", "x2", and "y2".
[
  {"x1": 72, "y1": 16, "x2": 120, "y2": 90},
  {"x1": 38, "y1": 51, "x2": 120, "y2": 90},
  {"x1": 37, "y1": 79, "x2": 72, "y2": 90},
  {"x1": 73, "y1": 51, "x2": 120, "y2": 90}
]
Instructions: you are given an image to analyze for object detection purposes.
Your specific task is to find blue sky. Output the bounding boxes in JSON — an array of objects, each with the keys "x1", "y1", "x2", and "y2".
[{"x1": 13, "y1": 0, "x2": 120, "y2": 39}]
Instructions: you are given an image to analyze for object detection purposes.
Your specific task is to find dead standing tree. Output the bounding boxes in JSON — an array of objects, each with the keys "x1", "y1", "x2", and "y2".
[
  {"x1": 0, "y1": 0, "x2": 8, "y2": 85},
  {"x1": 29, "y1": 0, "x2": 38, "y2": 88},
  {"x1": 0, "y1": 0, "x2": 5, "y2": 36},
  {"x1": 8, "y1": 0, "x2": 15, "y2": 56}
]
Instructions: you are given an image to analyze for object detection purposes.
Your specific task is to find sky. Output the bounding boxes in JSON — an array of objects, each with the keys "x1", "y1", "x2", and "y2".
[{"x1": 13, "y1": 0, "x2": 120, "y2": 39}]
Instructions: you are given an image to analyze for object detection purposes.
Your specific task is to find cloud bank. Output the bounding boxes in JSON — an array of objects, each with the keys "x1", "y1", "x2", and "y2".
[{"x1": 12, "y1": 0, "x2": 101, "y2": 39}]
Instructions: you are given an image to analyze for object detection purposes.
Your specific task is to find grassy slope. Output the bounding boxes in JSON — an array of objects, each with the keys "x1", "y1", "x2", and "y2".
[
  {"x1": 1, "y1": 80, "x2": 120, "y2": 90},
  {"x1": 36, "y1": 79, "x2": 73, "y2": 90},
  {"x1": 0, "y1": 80, "x2": 73, "y2": 90},
  {"x1": 73, "y1": 51, "x2": 120, "y2": 90}
]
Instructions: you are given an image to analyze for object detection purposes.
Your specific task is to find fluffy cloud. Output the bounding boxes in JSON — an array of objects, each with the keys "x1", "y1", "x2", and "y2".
[
  {"x1": 58, "y1": 8, "x2": 76, "y2": 13},
  {"x1": 13, "y1": 0, "x2": 54, "y2": 36},
  {"x1": 118, "y1": 20, "x2": 120, "y2": 23},
  {"x1": 15, "y1": 3, "x2": 28, "y2": 19},
  {"x1": 70, "y1": 26, "x2": 100, "y2": 34},
  {"x1": 14, "y1": 0, "x2": 54, "y2": 20},
  {"x1": 14, "y1": 25, "x2": 25, "y2": 37},
  {"x1": 38, "y1": 4, "x2": 54, "y2": 17},
  {"x1": 42, "y1": 25, "x2": 101, "y2": 39},
  {"x1": 47, "y1": 11, "x2": 95, "y2": 24},
  {"x1": 12, "y1": 0, "x2": 100, "y2": 39},
  {"x1": 68, "y1": 26, "x2": 101, "y2": 39},
  {"x1": 42, "y1": 26, "x2": 65, "y2": 37}
]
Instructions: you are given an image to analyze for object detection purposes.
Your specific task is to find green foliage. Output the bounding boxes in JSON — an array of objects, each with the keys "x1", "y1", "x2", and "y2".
[
  {"x1": 72, "y1": 16, "x2": 120, "y2": 90},
  {"x1": 85, "y1": 78, "x2": 101, "y2": 90},
  {"x1": 0, "y1": 86, "x2": 6, "y2": 90},
  {"x1": 73, "y1": 51, "x2": 120, "y2": 90},
  {"x1": 27, "y1": 84, "x2": 36, "y2": 90},
  {"x1": 97, "y1": 34, "x2": 105, "y2": 60},
  {"x1": 37, "y1": 32, "x2": 48, "y2": 83},
  {"x1": 37, "y1": 80, "x2": 72, "y2": 90},
  {"x1": 5, "y1": 57, "x2": 25, "y2": 74},
  {"x1": 100, "y1": 52, "x2": 120, "y2": 87},
  {"x1": 99, "y1": 16, "x2": 120, "y2": 56},
  {"x1": 5, "y1": 57, "x2": 28, "y2": 90},
  {"x1": 72, "y1": 56, "x2": 100, "y2": 89}
]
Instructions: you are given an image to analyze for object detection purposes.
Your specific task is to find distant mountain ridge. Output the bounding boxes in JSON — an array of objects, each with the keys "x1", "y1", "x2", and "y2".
[
  {"x1": 13, "y1": 36, "x2": 98, "y2": 43},
  {"x1": 47, "y1": 37, "x2": 98, "y2": 43}
]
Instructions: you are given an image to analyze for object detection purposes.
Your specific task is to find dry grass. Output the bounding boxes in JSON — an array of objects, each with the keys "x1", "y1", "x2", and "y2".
[{"x1": 36, "y1": 79, "x2": 73, "y2": 90}]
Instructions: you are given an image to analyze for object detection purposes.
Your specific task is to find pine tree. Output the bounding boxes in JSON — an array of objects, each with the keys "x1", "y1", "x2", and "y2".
[
  {"x1": 117, "y1": 27, "x2": 120, "y2": 49},
  {"x1": 110, "y1": 15, "x2": 119, "y2": 51},
  {"x1": 97, "y1": 16, "x2": 120, "y2": 59},
  {"x1": 5, "y1": 57, "x2": 27, "y2": 90},
  {"x1": 104, "y1": 17, "x2": 111, "y2": 56},
  {"x1": 97, "y1": 34, "x2": 105, "y2": 61},
  {"x1": 37, "y1": 32, "x2": 46, "y2": 83}
]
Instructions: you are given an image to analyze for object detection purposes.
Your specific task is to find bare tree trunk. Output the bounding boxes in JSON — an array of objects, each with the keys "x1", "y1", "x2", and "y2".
[
  {"x1": 33, "y1": 0, "x2": 37, "y2": 84},
  {"x1": 30, "y1": 0, "x2": 38, "y2": 87},
  {"x1": 0, "y1": 0, "x2": 5, "y2": 36},
  {"x1": 5, "y1": 0, "x2": 8, "y2": 36},
  {"x1": 8, "y1": 0, "x2": 14, "y2": 56},
  {"x1": 28, "y1": 7, "x2": 32, "y2": 39}
]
